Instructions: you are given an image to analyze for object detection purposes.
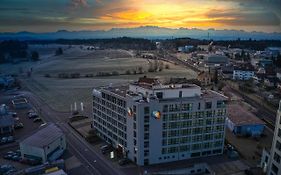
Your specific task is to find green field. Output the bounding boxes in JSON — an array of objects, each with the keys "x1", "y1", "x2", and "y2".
[{"x1": 2, "y1": 45, "x2": 197, "y2": 112}]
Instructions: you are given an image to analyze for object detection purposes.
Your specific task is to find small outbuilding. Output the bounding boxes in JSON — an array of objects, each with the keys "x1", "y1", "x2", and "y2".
[
  {"x1": 226, "y1": 104, "x2": 265, "y2": 137},
  {"x1": 20, "y1": 123, "x2": 66, "y2": 163}
]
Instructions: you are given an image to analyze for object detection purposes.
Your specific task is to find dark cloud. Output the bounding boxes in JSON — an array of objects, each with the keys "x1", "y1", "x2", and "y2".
[
  {"x1": 207, "y1": 10, "x2": 280, "y2": 26},
  {"x1": 69, "y1": 0, "x2": 89, "y2": 8}
]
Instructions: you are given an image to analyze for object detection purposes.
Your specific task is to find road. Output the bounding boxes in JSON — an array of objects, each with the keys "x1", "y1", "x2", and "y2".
[{"x1": 20, "y1": 91, "x2": 125, "y2": 175}]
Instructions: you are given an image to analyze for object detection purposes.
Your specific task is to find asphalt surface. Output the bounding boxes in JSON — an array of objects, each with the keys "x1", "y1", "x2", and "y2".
[{"x1": 19, "y1": 91, "x2": 125, "y2": 175}]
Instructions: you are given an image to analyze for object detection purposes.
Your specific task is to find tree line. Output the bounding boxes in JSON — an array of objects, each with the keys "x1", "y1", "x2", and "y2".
[
  {"x1": 28, "y1": 37, "x2": 156, "y2": 50},
  {"x1": 0, "y1": 40, "x2": 39, "y2": 63}
]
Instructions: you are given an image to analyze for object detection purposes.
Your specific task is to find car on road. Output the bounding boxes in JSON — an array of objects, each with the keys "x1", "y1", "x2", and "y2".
[
  {"x1": 33, "y1": 117, "x2": 42, "y2": 123},
  {"x1": 100, "y1": 145, "x2": 113, "y2": 154},
  {"x1": 14, "y1": 122, "x2": 24, "y2": 129},
  {"x1": 118, "y1": 158, "x2": 131, "y2": 166}
]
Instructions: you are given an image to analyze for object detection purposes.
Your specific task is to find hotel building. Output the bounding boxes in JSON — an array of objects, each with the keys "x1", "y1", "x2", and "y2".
[{"x1": 92, "y1": 77, "x2": 227, "y2": 165}]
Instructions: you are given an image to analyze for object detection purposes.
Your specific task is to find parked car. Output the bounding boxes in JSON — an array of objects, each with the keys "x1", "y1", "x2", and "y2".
[
  {"x1": 14, "y1": 122, "x2": 24, "y2": 129},
  {"x1": 3, "y1": 154, "x2": 13, "y2": 160},
  {"x1": 7, "y1": 136, "x2": 14, "y2": 143},
  {"x1": 1, "y1": 137, "x2": 8, "y2": 144},
  {"x1": 33, "y1": 117, "x2": 42, "y2": 123},
  {"x1": 8, "y1": 112, "x2": 17, "y2": 117},
  {"x1": 26, "y1": 109, "x2": 35, "y2": 115},
  {"x1": 14, "y1": 150, "x2": 21, "y2": 156},
  {"x1": 11, "y1": 155, "x2": 21, "y2": 161},
  {"x1": 100, "y1": 145, "x2": 113, "y2": 154},
  {"x1": 0, "y1": 164, "x2": 16, "y2": 174},
  {"x1": 28, "y1": 112, "x2": 38, "y2": 119},
  {"x1": 118, "y1": 158, "x2": 131, "y2": 166}
]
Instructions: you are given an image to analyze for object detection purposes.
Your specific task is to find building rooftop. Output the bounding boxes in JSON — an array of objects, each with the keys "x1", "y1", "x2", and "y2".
[
  {"x1": 21, "y1": 123, "x2": 64, "y2": 148},
  {"x1": 233, "y1": 63, "x2": 255, "y2": 71},
  {"x1": 205, "y1": 54, "x2": 229, "y2": 64},
  {"x1": 228, "y1": 104, "x2": 265, "y2": 126}
]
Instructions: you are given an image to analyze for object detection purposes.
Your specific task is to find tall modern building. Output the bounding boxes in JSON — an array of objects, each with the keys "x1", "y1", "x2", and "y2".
[
  {"x1": 92, "y1": 77, "x2": 228, "y2": 165},
  {"x1": 261, "y1": 101, "x2": 281, "y2": 175}
]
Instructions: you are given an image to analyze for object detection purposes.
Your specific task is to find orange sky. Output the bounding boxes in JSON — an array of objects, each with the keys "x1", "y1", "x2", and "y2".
[{"x1": 0, "y1": 0, "x2": 280, "y2": 32}]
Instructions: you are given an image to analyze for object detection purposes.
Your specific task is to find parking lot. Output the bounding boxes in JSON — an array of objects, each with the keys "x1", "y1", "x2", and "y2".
[{"x1": 0, "y1": 92, "x2": 44, "y2": 173}]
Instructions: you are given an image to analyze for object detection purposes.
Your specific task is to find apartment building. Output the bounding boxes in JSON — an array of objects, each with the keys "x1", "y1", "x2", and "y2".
[
  {"x1": 261, "y1": 101, "x2": 281, "y2": 175},
  {"x1": 92, "y1": 77, "x2": 228, "y2": 166},
  {"x1": 233, "y1": 64, "x2": 255, "y2": 81}
]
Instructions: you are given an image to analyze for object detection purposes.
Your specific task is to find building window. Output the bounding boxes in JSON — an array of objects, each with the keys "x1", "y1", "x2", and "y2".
[
  {"x1": 144, "y1": 124, "x2": 149, "y2": 132},
  {"x1": 144, "y1": 133, "x2": 149, "y2": 140},
  {"x1": 272, "y1": 163, "x2": 279, "y2": 174},
  {"x1": 274, "y1": 153, "x2": 281, "y2": 163},
  {"x1": 179, "y1": 91, "x2": 182, "y2": 98},
  {"x1": 163, "y1": 105, "x2": 168, "y2": 112},
  {"x1": 144, "y1": 141, "x2": 149, "y2": 148},
  {"x1": 217, "y1": 101, "x2": 225, "y2": 108},
  {"x1": 144, "y1": 115, "x2": 150, "y2": 123},
  {"x1": 205, "y1": 102, "x2": 212, "y2": 109},
  {"x1": 144, "y1": 150, "x2": 149, "y2": 157},
  {"x1": 144, "y1": 107, "x2": 150, "y2": 114},
  {"x1": 278, "y1": 129, "x2": 281, "y2": 138},
  {"x1": 276, "y1": 140, "x2": 281, "y2": 151},
  {"x1": 156, "y1": 92, "x2": 163, "y2": 99},
  {"x1": 191, "y1": 152, "x2": 200, "y2": 157}
]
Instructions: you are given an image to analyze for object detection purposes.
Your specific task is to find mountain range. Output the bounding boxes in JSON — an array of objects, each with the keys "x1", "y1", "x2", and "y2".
[{"x1": 1, "y1": 26, "x2": 281, "y2": 40}]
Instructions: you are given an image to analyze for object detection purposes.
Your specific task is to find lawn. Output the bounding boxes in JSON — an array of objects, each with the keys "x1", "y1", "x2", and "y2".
[{"x1": 3, "y1": 44, "x2": 198, "y2": 113}]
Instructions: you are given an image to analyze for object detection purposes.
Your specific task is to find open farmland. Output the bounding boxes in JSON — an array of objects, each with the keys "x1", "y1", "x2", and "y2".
[{"x1": 2, "y1": 44, "x2": 197, "y2": 113}]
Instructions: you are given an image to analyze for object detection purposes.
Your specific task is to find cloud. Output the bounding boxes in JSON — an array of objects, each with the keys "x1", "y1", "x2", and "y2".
[
  {"x1": 206, "y1": 9, "x2": 280, "y2": 26},
  {"x1": 69, "y1": 0, "x2": 89, "y2": 9}
]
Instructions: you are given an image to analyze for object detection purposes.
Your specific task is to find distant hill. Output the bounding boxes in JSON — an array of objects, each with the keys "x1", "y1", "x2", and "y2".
[{"x1": 1, "y1": 26, "x2": 281, "y2": 40}]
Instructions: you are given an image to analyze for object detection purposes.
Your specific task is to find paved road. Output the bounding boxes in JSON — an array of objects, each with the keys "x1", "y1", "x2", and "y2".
[{"x1": 20, "y1": 91, "x2": 125, "y2": 175}]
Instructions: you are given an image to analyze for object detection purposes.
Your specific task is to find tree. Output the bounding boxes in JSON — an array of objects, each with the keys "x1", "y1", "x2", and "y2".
[
  {"x1": 55, "y1": 47, "x2": 63, "y2": 55},
  {"x1": 138, "y1": 66, "x2": 143, "y2": 74},
  {"x1": 213, "y1": 69, "x2": 218, "y2": 84},
  {"x1": 0, "y1": 53, "x2": 4, "y2": 63},
  {"x1": 31, "y1": 51, "x2": 39, "y2": 61}
]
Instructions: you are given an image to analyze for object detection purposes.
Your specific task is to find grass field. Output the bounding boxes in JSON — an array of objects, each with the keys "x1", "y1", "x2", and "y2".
[{"x1": 2, "y1": 45, "x2": 197, "y2": 112}]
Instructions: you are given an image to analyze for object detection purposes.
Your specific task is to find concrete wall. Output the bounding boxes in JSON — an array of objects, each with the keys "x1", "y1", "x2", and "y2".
[
  {"x1": 44, "y1": 135, "x2": 66, "y2": 161},
  {"x1": 20, "y1": 143, "x2": 45, "y2": 162}
]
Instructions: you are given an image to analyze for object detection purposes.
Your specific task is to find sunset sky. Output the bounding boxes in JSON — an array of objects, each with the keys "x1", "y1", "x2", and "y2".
[{"x1": 0, "y1": 0, "x2": 281, "y2": 33}]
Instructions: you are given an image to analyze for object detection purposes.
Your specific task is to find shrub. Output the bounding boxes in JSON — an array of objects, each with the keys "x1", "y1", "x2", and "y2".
[
  {"x1": 44, "y1": 74, "x2": 51, "y2": 78},
  {"x1": 70, "y1": 73, "x2": 80, "y2": 78},
  {"x1": 111, "y1": 71, "x2": 119, "y2": 76},
  {"x1": 125, "y1": 70, "x2": 131, "y2": 75},
  {"x1": 58, "y1": 73, "x2": 69, "y2": 78}
]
